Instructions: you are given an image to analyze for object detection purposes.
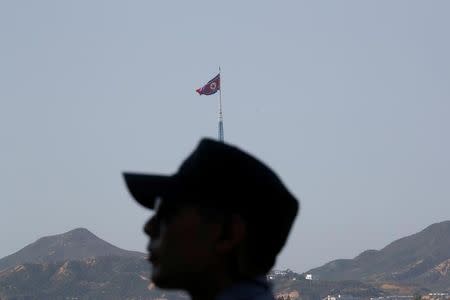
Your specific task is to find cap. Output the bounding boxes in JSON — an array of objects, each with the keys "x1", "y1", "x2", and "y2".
[
  {"x1": 123, "y1": 138, "x2": 299, "y2": 252},
  {"x1": 124, "y1": 138, "x2": 296, "y2": 208}
]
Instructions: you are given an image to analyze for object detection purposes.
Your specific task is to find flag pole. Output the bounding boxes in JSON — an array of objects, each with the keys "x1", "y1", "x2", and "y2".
[{"x1": 218, "y1": 66, "x2": 224, "y2": 142}]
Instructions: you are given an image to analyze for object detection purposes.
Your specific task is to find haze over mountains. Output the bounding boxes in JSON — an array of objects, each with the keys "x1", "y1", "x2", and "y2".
[{"x1": 0, "y1": 221, "x2": 449, "y2": 299}]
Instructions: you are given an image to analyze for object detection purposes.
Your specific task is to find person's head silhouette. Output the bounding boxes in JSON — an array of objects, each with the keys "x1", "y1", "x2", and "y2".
[{"x1": 124, "y1": 138, "x2": 299, "y2": 300}]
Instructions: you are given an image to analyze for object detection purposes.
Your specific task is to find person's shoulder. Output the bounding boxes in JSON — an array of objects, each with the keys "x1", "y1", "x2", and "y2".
[
  {"x1": 250, "y1": 289, "x2": 276, "y2": 300},
  {"x1": 216, "y1": 277, "x2": 276, "y2": 300}
]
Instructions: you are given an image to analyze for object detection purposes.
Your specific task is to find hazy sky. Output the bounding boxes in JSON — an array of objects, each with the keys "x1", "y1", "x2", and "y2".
[{"x1": 1, "y1": 1, "x2": 449, "y2": 273}]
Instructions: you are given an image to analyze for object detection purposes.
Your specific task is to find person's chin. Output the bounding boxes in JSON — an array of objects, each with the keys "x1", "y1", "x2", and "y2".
[
  {"x1": 151, "y1": 275, "x2": 175, "y2": 289},
  {"x1": 151, "y1": 270, "x2": 183, "y2": 289},
  {"x1": 151, "y1": 268, "x2": 168, "y2": 288},
  {"x1": 149, "y1": 258, "x2": 163, "y2": 284}
]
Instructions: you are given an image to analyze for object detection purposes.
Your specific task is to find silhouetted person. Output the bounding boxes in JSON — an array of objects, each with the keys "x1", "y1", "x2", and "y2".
[{"x1": 123, "y1": 138, "x2": 299, "y2": 300}]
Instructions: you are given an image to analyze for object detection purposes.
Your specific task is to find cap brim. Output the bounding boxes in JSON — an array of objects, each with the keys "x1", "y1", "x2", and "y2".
[{"x1": 123, "y1": 172, "x2": 173, "y2": 209}]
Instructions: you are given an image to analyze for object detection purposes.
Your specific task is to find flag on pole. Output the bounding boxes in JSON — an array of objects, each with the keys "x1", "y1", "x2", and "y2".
[{"x1": 196, "y1": 74, "x2": 220, "y2": 95}]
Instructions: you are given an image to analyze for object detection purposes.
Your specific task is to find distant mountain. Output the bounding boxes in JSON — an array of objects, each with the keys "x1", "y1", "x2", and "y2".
[
  {"x1": 270, "y1": 270, "x2": 386, "y2": 300},
  {"x1": 0, "y1": 256, "x2": 187, "y2": 300},
  {"x1": 2, "y1": 222, "x2": 449, "y2": 299},
  {"x1": 0, "y1": 228, "x2": 145, "y2": 272},
  {"x1": 0, "y1": 228, "x2": 186, "y2": 300},
  {"x1": 307, "y1": 220, "x2": 450, "y2": 291}
]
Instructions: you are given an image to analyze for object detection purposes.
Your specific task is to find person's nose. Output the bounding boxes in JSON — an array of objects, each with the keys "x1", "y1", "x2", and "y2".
[{"x1": 144, "y1": 215, "x2": 159, "y2": 239}]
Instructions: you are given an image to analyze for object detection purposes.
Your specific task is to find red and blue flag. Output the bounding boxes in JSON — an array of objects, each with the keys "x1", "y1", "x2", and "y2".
[{"x1": 196, "y1": 74, "x2": 220, "y2": 95}]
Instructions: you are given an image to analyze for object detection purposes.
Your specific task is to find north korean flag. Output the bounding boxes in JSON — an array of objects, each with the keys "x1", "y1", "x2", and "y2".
[{"x1": 196, "y1": 74, "x2": 220, "y2": 95}]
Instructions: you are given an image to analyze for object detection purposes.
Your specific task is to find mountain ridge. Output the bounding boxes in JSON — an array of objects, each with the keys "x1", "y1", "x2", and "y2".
[
  {"x1": 0, "y1": 228, "x2": 146, "y2": 272},
  {"x1": 1, "y1": 221, "x2": 450, "y2": 299},
  {"x1": 307, "y1": 220, "x2": 450, "y2": 291}
]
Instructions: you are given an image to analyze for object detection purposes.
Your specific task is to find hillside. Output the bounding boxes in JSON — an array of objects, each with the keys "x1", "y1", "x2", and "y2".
[
  {"x1": 271, "y1": 270, "x2": 386, "y2": 300},
  {"x1": 1, "y1": 222, "x2": 449, "y2": 299},
  {"x1": 307, "y1": 220, "x2": 450, "y2": 291},
  {"x1": 0, "y1": 255, "x2": 187, "y2": 300},
  {"x1": 0, "y1": 228, "x2": 184, "y2": 300},
  {"x1": 0, "y1": 228, "x2": 145, "y2": 272}
]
